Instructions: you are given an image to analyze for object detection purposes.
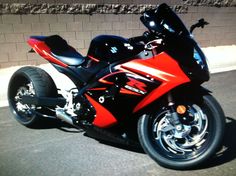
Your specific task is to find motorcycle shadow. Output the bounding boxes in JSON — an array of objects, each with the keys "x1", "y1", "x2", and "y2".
[
  {"x1": 39, "y1": 119, "x2": 144, "y2": 153},
  {"x1": 84, "y1": 132, "x2": 145, "y2": 154},
  {"x1": 33, "y1": 118, "x2": 84, "y2": 133},
  {"x1": 199, "y1": 116, "x2": 236, "y2": 169},
  {"x1": 83, "y1": 117, "x2": 236, "y2": 164},
  {"x1": 33, "y1": 116, "x2": 236, "y2": 165}
]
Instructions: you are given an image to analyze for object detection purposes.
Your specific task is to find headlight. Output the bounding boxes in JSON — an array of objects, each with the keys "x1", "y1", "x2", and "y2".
[{"x1": 193, "y1": 47, "x2": 208, "y2": 70}]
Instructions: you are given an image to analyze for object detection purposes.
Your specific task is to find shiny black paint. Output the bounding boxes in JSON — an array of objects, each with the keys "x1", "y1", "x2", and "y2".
[
  {"x1": 87, "y1": 35, "x2": 144, "y2": 63},
  {"x1": 140, "y1": 3, "x2": 209, "y2": 83},
  {"x1": 87, "y1": 71, "x2": 161, "y2": 121},
  {"x1": 140, "y1": 3, "x2": 189, "y2": 36},
  {"x1": 164, "y1": 35, "x2": 209, "y2": 82}
]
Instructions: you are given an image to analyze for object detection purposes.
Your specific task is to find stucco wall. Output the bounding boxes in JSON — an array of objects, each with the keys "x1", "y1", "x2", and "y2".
[{"x1": 0, "y1": 0, "x2": 235, "y2": 68}]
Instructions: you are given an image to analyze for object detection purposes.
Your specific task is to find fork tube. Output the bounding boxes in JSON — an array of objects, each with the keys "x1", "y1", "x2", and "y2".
[
  {"x1": 167, "y1": 92, "x2": 183, "y2": 131},
  {"x1": 151, "y1": 48, "x2": 158, "y2": 56}
]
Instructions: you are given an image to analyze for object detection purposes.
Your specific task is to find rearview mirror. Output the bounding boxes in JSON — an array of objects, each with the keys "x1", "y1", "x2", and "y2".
[{"x1": 190, "y1": 18, "x2": 209, "y2": 33}]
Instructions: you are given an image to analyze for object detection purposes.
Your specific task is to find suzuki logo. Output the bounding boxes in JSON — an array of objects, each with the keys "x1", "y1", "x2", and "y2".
[{"x1": 110, "y1": 47, "x2": 118, "y2": 53}]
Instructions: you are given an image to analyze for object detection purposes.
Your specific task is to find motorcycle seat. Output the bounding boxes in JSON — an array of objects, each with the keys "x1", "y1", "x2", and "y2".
[
  {"x1": 51, "y1": 50, "x2": 85, "y2": 66},
  {"x1": 31, "y1": 35, "x2": 85, "y2": 66}
]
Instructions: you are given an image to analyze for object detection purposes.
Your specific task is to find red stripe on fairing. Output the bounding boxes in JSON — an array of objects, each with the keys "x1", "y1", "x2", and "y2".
[
  {"x1": 98, "y1": 79, "x2": 114, "y2": 85},
  {"x1": 85, "y1": 94, "x2": 117, "y2": 128},
  {"x1": 42, "y1": 50, "x2": 68, "y2": 68},
  {"x1": 88, "y1": 55, "x2": 100, "y2": 62},
  {"x1": 27, "y1": 38, "x2": 68, "y2": 68},
  {"x1": 120, "y1": 52, "x2": 190, "y2": 113},
  {"x1": 98, "y1": 71, "x2": 125, "y2": 85},
  {"x1": 87, "y1": 87, "x2": 106, "y2": 91}
]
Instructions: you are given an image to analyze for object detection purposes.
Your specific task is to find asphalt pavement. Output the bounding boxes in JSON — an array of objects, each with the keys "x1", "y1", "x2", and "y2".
[{"x1": 0, "y1": 70, "x2": 236, "y2": 176}]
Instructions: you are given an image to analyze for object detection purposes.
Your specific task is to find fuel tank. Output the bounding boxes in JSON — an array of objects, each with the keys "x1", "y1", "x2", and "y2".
[{"x1": 87, "y1": 35, "x2": 143, "y2": 63}]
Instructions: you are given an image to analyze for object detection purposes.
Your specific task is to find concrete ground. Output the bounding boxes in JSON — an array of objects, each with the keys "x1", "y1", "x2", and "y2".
[{"x1": 0, "y1": 70, "x2": 235, "y2": 176}]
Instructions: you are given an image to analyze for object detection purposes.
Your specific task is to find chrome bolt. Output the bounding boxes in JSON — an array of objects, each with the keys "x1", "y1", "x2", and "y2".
[
  {"x1": 75, "y1": 103, "x2": 81, "y2": 110},
  {"x1": 99, "y1": 96, "x2": 105, "y2": 103},
  {"x1": 176, "y1": 125, "x2": 182, "y2": 131}
]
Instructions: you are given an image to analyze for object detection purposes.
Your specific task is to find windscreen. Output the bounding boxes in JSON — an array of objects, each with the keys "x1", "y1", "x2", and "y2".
[{"x1": 140, "y1": 3, "x2": 190, "y2": 36}]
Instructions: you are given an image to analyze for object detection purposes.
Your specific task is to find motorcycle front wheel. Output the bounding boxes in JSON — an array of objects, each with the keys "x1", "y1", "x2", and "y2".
[{"x1": 138, "y1": 94, "x2": 225, "y2": 170}]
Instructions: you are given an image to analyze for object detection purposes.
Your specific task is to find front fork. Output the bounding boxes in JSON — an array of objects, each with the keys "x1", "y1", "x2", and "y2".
[{"x1": 166, "y1": 92, "x2": 183, "y2": 131}]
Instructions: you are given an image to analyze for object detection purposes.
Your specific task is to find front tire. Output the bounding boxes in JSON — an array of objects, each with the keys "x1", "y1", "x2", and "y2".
[
  {"x1": 8, "y1": 66, "x2": 58, "y2": 128},
  {"x1": 138, "y1": 94, "x2": 225, "y2": 169}
]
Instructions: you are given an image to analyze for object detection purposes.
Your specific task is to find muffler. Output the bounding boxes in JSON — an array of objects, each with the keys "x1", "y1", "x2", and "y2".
[
  {"x1": 56, "y1": 108, "x2": 74, "y2": 126},
  {"x1": 21, "y1": 95, "x2": 66, "y2": 107}
]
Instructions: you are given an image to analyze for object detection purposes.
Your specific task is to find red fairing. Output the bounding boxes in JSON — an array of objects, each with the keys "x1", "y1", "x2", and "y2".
[
  {"x1": 27, "y1": 38, "x2": 68, "y2": 68},
  {"x1": 121, "y1": 52, "x2": 190, "y2": 113},
  {"x1": 85, "y1": 94, "x2": 117, "y2": 128}
]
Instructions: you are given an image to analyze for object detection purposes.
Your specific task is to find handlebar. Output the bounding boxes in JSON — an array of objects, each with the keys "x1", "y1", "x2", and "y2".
[
  {"x1": 129, "y1": 31, "x2": 163, "y2": 51},
  {"x1": 129, "y1": 31, "x2": 156, "y2": 43},
  {"x1": 128, "y1": 35, "x2": 147, "y2": 43}
]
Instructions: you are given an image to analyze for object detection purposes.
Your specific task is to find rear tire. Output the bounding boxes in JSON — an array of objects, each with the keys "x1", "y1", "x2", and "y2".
[
  {"x1": 8, "y1": 66, "x2": 58, "y2": 128},
  {"x1": 138, "y1": 94, "x2": 225, "y2": 169}
]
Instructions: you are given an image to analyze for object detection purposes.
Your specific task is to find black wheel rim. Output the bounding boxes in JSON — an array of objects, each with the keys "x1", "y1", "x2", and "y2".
[
  {"x1": 149, "y1": 102, "x2": 215, "y2": 161},
  {"x1": 9, "y1": 75, "x2": 37, "y2": 124}
]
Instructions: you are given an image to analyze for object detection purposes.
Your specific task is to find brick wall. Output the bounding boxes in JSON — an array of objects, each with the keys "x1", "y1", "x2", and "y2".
[{"x1": 0, "y1": 1, "x2": 235, "y2": 68}]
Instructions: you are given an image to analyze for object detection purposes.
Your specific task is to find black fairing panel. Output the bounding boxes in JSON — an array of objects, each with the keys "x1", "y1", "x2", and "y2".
[{"x1": 87, "y1": 35, "x2": 144, "y2": 63}]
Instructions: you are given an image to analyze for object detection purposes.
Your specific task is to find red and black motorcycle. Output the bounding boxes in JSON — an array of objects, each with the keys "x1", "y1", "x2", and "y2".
[{"x1": 8, "y1": 3, "x2": 225, "y2": 169}]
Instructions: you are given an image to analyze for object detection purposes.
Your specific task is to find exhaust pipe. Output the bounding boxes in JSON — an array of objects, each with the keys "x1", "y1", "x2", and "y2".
[{"x1": 56, "y1": 108, "x2": 74, "y2": 126}]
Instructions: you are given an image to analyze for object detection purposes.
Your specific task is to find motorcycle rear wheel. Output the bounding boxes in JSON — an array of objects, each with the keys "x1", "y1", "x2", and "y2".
[
  {"x1": 138, "y1": 94, "x2": 225, "y2": 169},
  {"x1": 8, "y1": 66, "x2": 58, "y2": 128}
]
